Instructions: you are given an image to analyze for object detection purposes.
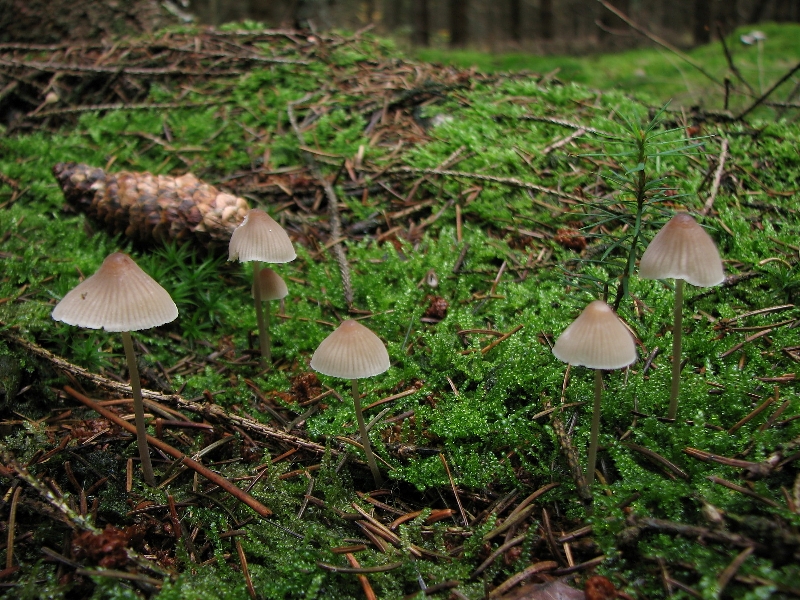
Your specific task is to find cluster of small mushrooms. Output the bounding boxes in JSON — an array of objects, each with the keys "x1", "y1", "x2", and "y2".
[
  {"x1": 52, "y1": 208, "x2": 391, "y2": 487},
  {"x1": 52, "y1": 208, "x2": 722, "y2": 490},
  {"x1": 552, "y1": 213, "x2": 724, "y2": 484}
]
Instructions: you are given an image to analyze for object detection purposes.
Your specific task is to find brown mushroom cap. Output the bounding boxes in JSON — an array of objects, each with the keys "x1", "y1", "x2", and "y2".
[
  {"x1": 639, "y1": 213, "x2": 724, "y2": 287},
  {"x1": 228, "y1": 208, "x2": 296, "y2": 263},
  {"x1": 52, "y1": 252, "x2": 178, "y2": 332},
  {"x1": 252, "y1": 267, "x2": 289, "y2": 301},
  {"x1": 552, "y1": 300, "x2": 637, "y2": 370},
  {"x1": 310, "y1": 320, "x2": 390, "y2": 379}
]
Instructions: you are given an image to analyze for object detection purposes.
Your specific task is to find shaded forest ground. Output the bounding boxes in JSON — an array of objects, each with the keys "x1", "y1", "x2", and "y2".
[{"x1": 0, "y1": 22, "x2": 799, "y2": 600}]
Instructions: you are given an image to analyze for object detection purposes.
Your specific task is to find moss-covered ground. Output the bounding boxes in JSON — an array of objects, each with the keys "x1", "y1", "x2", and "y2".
[{"x1": 0, "y1": 23, "x2": 799, "y2": 600}]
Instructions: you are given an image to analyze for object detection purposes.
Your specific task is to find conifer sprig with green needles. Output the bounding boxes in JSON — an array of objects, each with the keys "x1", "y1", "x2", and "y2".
[{"x1": 568, "y1": 104, "x2": 708, "y2": 309}]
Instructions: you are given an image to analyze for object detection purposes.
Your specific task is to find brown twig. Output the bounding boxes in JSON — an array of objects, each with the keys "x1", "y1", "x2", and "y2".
[
  {"x1": 718, "y1": 546, "x2": 754, "y2": 594},
  {"x1": 345, "y1": 553, "x2": 378, "y2": 600},
  {"x1": 728, "y1": 388, "x2": 776, "y2": 433},
  {"x1": 594, "y1": 0, "x2": 723, "y2": 87},
  {"x1": 439, "y1": 453, "x2": 468, "y2": 527},
  {"x1": 701, "y1": 137, "x2": 729, "y2": 216},
  {"x1": 1, "y1": 333, "x2": 334, "y2": 457},
  {"x1": 487, "y1": 560, "x2": 558, "y2": 597},
  {"x1": 390, "y1": 166, "x2": 584, "y2": 203},
  {"x1": 706, "y1": 476, "x2": 781, "y2": 509},
  {"x1": 287, "y1": 95, "x2": 354, "y2": 308},
  {"x1": 63, "y1": 386, "x2": 273, "y2": 518},
  {"x1": 736, "y1": 61, "x2": 800, "y2": 120},
  {"x1": 622, "y1": 442, "x2": 689, "y2": 479},
  {"x1": 5, "y1": 486, "x2": 22, "y2": 569}
]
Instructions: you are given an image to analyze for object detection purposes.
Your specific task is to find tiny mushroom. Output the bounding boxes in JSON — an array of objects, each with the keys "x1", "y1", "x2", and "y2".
[
  {"x1": 52, "y1": 252, "x2": 178, "y2": 486},
  {"x1": 310, "y1": 320, "x2": 390, "y2": 487},
  {"x1": 639, "y1": 213, "x2": 724, "y2": 420},
  {"x1": 552, "y1": 300, "x2": 636, "y2": 486},
  {"x1": 251, "y1": 267, "x2": 289, "y2": 362},
  {"x1": 229, "y1": 208, "x2": 296, "y2": 367}
]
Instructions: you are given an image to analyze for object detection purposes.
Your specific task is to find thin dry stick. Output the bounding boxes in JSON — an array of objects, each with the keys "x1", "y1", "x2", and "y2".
[
  {"x1": 717, "y1": 546, "x2": 754, "y2": 593},
  {"x1": 391, "y1": 166, "x2": 584, "y2": 203},
  {"x1": 235, "y1": 538, "x2": 257, "y2": 600},
  {"x1": 707, "y1": 476, "x2": 781, "y2": 509},
  {"x1": 487, "y1": 561, "x2": 558, "y2": 598},
  {"x1": 595, "y1": 0, "x2": 723, "y2": 87},
  {"x1": 543, "y1": 127, "x2": 587, "y2": 155},
  {"x1": 701, "y1": 138, "x2": 729, "y2": 216},
  {"x1": 518, "y1": 115, "x2": 613, "y2": 137},
  {"x1": 480, "y1": 324, "x2": 523, "y2": 355},
  {"x1": 287, "y1": 95, "x2": 354, "y2": 308},
  {"x1": 5, "y1": 486, "x2": 22, "y2": 569},
  {"x1": 345, "y1": 553, "x2": 378, "y2": 600},
  {"x1": 736, "y1": 61, "x2": 800, "y2": 120},
  {"x1": 64, "y1": 386, "x2": 273, "y2": 518},
  {"x1": 439, "y1": 453, "x2": 468, "y2": 527},
  {"x1": 728, "y1": 388, "x2": 776, "y2": 434},
  {"x1": 1, "y1": 333, "x2": 333, "y2": 456}
]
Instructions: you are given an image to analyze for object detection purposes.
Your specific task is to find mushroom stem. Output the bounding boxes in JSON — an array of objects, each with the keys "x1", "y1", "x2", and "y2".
[
  {"x1": 667, "y1": 278, "x2": 685, "y2": 420},
  {"x1": 121, "y1": 331, "x2": 156, "y2": 487},
  {"x1": 252, "y1": 261, "x2": 270, "y2": 367},
  {"x1": 352, "y1": 379, "x2": 382, "y2": 487},
  {"x1": 586, "y1": 368, "x2": 603, "y2": 486}
]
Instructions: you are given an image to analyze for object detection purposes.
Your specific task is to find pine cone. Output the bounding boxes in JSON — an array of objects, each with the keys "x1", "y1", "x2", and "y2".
[{"x1": 52, "y1": 162, "x2": 250, "y2": 246}]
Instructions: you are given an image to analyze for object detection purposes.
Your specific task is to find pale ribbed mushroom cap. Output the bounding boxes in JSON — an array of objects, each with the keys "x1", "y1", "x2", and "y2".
[
  {"x1": 228, "y1": 209, "x2": 296, "y2": 263},
  {"x1": 639, "y1": 213, "x2": 724, "y2": 287},
  {"x1": 552, "y1": 300, "x2": 637, "y2": 370},
  {"x1": 252, "y1": 267, "x2": 289, "y2": 301},
  {"x1": 52, "y1": 252, "x2": 178, "y2": 332},
  {"x1": 310, "y1": 320, "x2": 390, "y2": 380}
]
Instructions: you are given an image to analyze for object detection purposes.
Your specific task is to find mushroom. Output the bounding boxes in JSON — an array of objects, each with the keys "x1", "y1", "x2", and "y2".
[
  {"x1": 251, "y1": 267, "x2": 289, "y2": 364},
  {"x1": 552, "y1": 300, "x2": 636, "y2": 486},
  {"x1": 639, "y1": 213, "x2": 724, "y2": 420},
  {"x1": 228, "y1": 208, "x2": 296, "y2": 367},
  {"x1": 52, "y1": 252, "x2": 178, "y2": 486},
  {"x1": 310, "y1": 320, "x2": 390, "y2": 487}
]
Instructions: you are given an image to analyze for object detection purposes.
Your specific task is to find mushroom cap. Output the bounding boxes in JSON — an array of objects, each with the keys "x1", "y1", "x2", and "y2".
[
  {"x1": 552, "y1": 300, "x2": 637, "y2": 370},
  {"x1": 310, "y1": 320, "x2": 390, "y2": 380},
  {"x1": 252, "y1": 267, "x2": 289, "y2": 301},
  {"x1": 639, "y1": 213, "x2": 724, "y2": 287},
  {"x1": 228, "y1": 208, "x2": 296, "y2": 263},
  {"x1": 52, "y1": 252, "x2": 178, "y2": 332}
]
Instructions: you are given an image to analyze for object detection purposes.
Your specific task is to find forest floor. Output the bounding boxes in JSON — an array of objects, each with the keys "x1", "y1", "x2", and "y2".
[
  {"x1": 0, "y1": 23, "x2": 799, "y2": 600},
  {"x1": 416, "y1": 21, "x2": 800, "y2": 115}
]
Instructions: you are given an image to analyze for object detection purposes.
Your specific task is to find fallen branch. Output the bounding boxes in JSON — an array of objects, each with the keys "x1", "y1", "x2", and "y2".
[
  {"x1": 1, "y1": 331, "x2": 334, "y2": 456},
  {"x1": 63, "y1": 386, "x2": 274, "y2": 518}
]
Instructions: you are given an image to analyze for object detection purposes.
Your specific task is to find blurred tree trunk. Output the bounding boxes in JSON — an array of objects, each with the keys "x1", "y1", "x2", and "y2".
[
  {"x1": 412, "y1": 0, "x2": 429, "y2": 44},
  {"x1": 714, "y1": 0, "x2": 739, "y2": 34},
  {"x1": 747, "y1": 0, "x2": 769, "y2": 22},
  {"x1": 694, "y1": 0, "x2": 711, "y2": 44},
  {"x1": 540, "y1": 0, "x2": 553, "y2": 39},
  {"x1": 450, "y1": 0, "x2": 468, "y2": 46},
  {"x1": 509, "y1": 0, "x2": 521, "y2": 43}
]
